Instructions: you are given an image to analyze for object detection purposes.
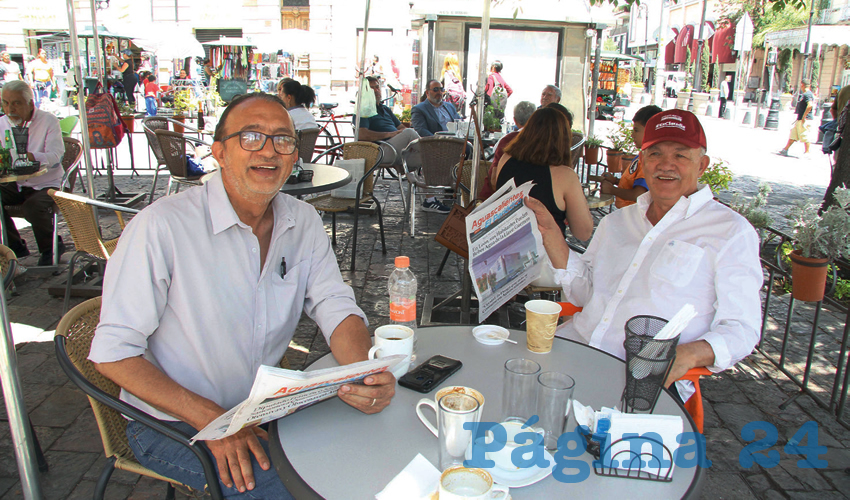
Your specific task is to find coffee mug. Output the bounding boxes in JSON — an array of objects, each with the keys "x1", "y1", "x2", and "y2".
[
  {"x1": 439, "y1": 466, "x2": 509, "y2": 500},
  {"x1": 368, "y1": 325, "x2": 414, "y2": 379},
  {"x1": 475, "y1": 420, "x2": 545, "y2": 472},
  {"x1": 416, "y1": 386, "x2": 485, "y2": 437}
]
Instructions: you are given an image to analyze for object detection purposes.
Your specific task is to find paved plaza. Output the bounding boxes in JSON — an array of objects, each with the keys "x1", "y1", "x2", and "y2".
[{"x1": 1, "y1": 101, "x2": 849, "y2": 499}]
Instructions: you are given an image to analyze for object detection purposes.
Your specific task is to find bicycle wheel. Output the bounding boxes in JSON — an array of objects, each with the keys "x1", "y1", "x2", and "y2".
[{"x1": 314, "y1": 128, "x2": 342, "y2": 164}]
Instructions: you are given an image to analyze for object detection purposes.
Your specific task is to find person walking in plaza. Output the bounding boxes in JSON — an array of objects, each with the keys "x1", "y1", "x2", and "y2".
[
  {"x1": 779, "y1": 79, "x2": 814, "y2": 157},
  {"x1": 527, "y1": 109, "x2": 762, "y2": 403},
  {"x1": 441, "y1": 53, "x2": 466, "y2": 118},
  {"x1": 483, "y1": 60, "x2": 512, "y2": 119},
  {"x1": 0, "y1": 81, "x2": 66, "y2": 265},
  {"x1": 90, "y1": 93, "x2": 396, "y2": 499},
  {"x1": 719, "y1": 74, "x2": 731, "y2": 118},
  {"x1": 143, "y1": 73, "x2": 158, "y2": 117},
  {"x1": 28, "y1": 49, "x2": 54, "y2": 108},
  {"x1": 116, "y1": 49, "x2": 138, "y2": 108},
  {"x1": 821, "y1": 84, "x2": 850, "y2": 212},
  {"x1": 0, "y1": 52, "x2": 23, "y2": 84}
]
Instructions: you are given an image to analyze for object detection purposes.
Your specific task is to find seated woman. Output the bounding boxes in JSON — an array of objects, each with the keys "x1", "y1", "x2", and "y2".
[
  {"x1": 491, "y1": 107, "x2": 593, "y2": 241},
  {"x1": 277, "y1": 78, "x2": 319, "y2": 131}
]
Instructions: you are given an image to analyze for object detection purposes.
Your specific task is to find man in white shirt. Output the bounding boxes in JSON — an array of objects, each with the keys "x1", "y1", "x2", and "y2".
[
  {"x1": 90, "y1": 93, "x2": 395, "y2": 498},
  {"x1": 719, "y1": 75, "x2": 732, "y2": 118},
  {"x1": 527, "y1": 109, "x2": 762, "y2": 402},
  {"x1": 0, "y1": 81, "x2": 65, "y2": 265},
  {"x1": 0, "y1": 52, "x2": 23, "y2": 83}
]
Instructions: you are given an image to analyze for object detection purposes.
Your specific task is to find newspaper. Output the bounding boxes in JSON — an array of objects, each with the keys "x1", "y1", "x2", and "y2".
[
  {"x1": 466, "y1": 179, "x2": 545, "y2": 322},
  {"x1": 192, "y1": 355, "x2": 404, "y2": 442}
]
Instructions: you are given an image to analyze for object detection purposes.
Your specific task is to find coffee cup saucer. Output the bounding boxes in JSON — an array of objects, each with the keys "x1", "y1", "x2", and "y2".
[
  {"x1": 463, "y1": 448, "x2": 555, "y2": 488},
  {"x1": 472, "y1": 325, "x2": 510, "y2": 345}
]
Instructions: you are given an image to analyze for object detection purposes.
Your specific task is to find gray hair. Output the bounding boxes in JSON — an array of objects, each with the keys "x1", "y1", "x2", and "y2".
[
  {"x1": 513, "y1": 101, "x2": 537, "y2": 127},
  {"x1": 546, "y1": 85, "x2": 562, "y2": 99},
  {"x1": 2, "y1": 81, "x2": 33, "y2": 102}
]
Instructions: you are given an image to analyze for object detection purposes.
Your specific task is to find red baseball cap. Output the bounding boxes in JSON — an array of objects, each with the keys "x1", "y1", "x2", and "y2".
[{"x1": 641, "y1": 109, "x2": 707, "y2": 151}]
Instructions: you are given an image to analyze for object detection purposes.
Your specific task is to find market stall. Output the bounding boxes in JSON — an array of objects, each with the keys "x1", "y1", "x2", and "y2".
[
  {"x1": 590, "y1": 51, "x2": 642, "y2": 119},
  {"x1": 204, "y1": 37, "x2": 254, "y2": 103}
]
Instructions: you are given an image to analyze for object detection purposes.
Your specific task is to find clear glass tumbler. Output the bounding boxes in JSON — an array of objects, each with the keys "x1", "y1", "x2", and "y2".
[
  {"x1": 501, "y1": 358, "x2": 541, "y2": 424},
  {"x1": 536, "y1": 371, "x2": 576, "y2": 451},
  {"x1": 437, "y1": 392, "x2": 480, "y2": 471}
]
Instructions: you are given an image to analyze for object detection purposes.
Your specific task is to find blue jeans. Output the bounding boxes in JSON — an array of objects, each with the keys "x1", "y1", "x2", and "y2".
[
  {"x1": 126, "y1": 420, "x2": 293, "y2": 499},
  {"x1": 34, "y1": 82, "x2": 51, "y2": 108},
  {"x1": 145, "y1": 96, "x2": 157, "y2": 116}
]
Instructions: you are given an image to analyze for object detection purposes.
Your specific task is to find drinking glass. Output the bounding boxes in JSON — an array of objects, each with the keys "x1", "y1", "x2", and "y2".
[
  {"x1": 437, "y1": 392, "x2": 480, "y2": 470},
  {"x1": 501, "y1": 358, "x2": 541, "y2": 424},
  {"x1": 536, "y1": 371, "x2": 576, "y2": 451}
]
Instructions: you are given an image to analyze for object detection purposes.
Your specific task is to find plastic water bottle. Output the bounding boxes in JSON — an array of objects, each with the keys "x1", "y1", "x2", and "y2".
[{"x1": 389, "y1": 256, "x2": 418, "y2": 351}]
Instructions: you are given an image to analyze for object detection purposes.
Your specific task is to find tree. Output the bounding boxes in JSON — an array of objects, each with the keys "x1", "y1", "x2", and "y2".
[
  {"x1": 700, "y1": 42, "x2": 710, "y2": 91},
  {"x1": 685, "y1": 47, "x2": 693, "y2": 89},
  {"x1": 811, "y1": 57, "x2": 820, "y2": 91},
  {"x1": 713, "y1": 56, "x2": 720, "y2": 89}
]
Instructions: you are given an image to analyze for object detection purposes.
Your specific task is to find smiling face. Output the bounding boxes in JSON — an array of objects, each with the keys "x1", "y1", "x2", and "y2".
[
  {"x1": 540, "y1": 86, "x2": 559, "y2": 107},
  {"x1": 211, "y1": 98, "x2": 296, "y2": 208},
  {"x1": 179, "y1": 69, "x2": 188, "y2": 79},
  {"x1": 641, "y1": 141, "x2": 709, "y2": 214}
]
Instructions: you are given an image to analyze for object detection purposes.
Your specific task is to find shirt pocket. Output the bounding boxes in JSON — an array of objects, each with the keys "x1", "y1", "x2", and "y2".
[
  {"x1": 269, "y1": 260, "x2": 308, "y2": 328},
  {"x1": 649, "y1": 240, "x2": 705, "y2": 288}
]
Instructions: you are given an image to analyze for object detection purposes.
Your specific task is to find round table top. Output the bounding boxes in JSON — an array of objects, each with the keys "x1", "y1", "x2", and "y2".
[
  {"x1": 586, "y1": 193, "x2": 615, "y2": 209},
  {"x1": 0, "y1": 166, "x2": 47, "y2": 183},
  {"x1": 279, "y1": 163, "x2": 351, "y2": 196},
  {"x1": 270, "y1": 325, "x2": 704, "y2": 499}
]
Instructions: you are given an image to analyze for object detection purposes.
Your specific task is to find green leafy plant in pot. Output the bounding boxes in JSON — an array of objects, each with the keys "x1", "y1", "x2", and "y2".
[
  {"x1": 483, "y1": 105, "x2": 501, "y2": 132},
  {"x1": 584, "y1": 135, "x2": 603, "y2": 165},
  {"x1": 607, "y1": 121, "x2": 637, "y2": 173},
  {"x1": 172, "y1": 89, "x2": 196, "y2": 134},
  {"x1": 787, "y1": 188, "x2": 850, "y2": 302},
  {"x1": 118, "y1": 102, "x2": 136, "y2": 133}
]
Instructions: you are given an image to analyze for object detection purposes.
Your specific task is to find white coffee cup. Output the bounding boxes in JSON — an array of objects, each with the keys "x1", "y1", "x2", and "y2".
[
  {"x1": 476, "y1": 420, "x2": 545, "y2": 472},
  {"x1": 447, "y1": 121, "x2": 458, "y2": 134},
  {"x1": 368, "y1": 325, "x2": 414, "y2": 379},
  {"x1": 439, "y1": 466, "x2": 509, "y2": 500},
  {"x1": 416, "y1": 386, "x2": 486, "y2": 437}
]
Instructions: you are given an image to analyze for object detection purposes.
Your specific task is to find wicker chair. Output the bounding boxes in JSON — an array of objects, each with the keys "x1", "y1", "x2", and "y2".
[
  {"x1": 297, "y1": 127, "x2": 321, "y2": 164},
  {"x1": 453, "y1": 160, "x2": 491, "y2": 207},
  {"x1": 154, "y1": 129, "x2": 209, "y2": 196},
  {"x1": 141, "y1": 116, "x2": 170, "y2": 203},
  {"x1": 48, "y1": 189, "x2": 139, "y2": 314},
  {"x1": 308, "y1": 141, "x2": 385, "y2": 271},
  {"x1": 54, "y1": 297, "x2": 222, "y2": 500},
  {"x1": 0, "y1": 244, "x2": 17, "y2": 290},
  {"x1": 402, "y1": 136, "x2": 470, "y2": 237},
  {"x1": 4, "y1": 137, "x2": 82, "y2": 267},
  {"x1": 570, "y1": 132, "x2": 585, "y2": 170}
]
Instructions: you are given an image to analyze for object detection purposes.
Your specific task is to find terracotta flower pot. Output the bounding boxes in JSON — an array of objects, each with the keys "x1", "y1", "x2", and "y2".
[
  {"x1": 789, "y1": 250, "x2": 829, "y2": 302},
  {"x1": 621, "y1": 153, "x2": 638, "y2": 172},
  {"x1": 173, "y1": 115, "x2": 186, "y2": 134},
  {"x1": 584, "y1": 145, "x2": 600, "y2": 165},
  {"x1": 121, "y1": 115, "x2": 134, "y2": 133},
  {"x1": 606, "y1": 149, "x2": 623, "y2": 173}
]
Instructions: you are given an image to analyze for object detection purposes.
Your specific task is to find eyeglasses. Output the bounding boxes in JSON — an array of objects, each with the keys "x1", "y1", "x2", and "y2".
[
  {"x1": 429, "y1": 87, "x2": 444, "y2": 92},
  {"x1": 220, "y1": 131, "x2": 298, "y2": 155}
]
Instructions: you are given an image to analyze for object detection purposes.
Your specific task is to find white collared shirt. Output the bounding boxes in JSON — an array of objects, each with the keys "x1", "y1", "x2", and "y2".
[
  {"x1": 553, "y1": 186, "x2": 762, "y2": 398},
  {"x1": 0, "y1": 108, "x2": 64, "y2": 190},
  {"x1": 90, "y1": 172, "x2": 366, "y2": 420}
]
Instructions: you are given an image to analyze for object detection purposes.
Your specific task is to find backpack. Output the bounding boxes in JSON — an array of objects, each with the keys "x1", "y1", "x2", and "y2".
[
  {"x1": 85, "y1": 83, "x2": 127, "y2": 149},
  {"x1": 444, "y1": 71, "x2": 465, "y2": 112},
  {"x1": 488, "y1": 74, "x2": 508, "y2": 120}
]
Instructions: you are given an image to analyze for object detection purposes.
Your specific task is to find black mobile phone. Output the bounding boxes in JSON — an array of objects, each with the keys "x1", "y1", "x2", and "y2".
[{"x1": 398, "y1": 355, "x2": 462, "y2": 393}]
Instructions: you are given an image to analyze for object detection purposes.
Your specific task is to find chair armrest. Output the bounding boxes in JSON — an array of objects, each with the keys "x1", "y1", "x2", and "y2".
[
  {"x1": 375, "y1": 140, "x2": 397, "y2": 165},
  {"x1": 54, "y1": 337, "x2": 224, "y2": 500},
  {"x1": 312, "y1": 143, "x2": 344, "y2": 164},
  {"x1": 677, "y1": 367, "x2": 712, "y2": 382}
]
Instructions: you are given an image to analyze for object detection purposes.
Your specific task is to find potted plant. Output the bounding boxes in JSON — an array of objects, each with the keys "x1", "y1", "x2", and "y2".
[
  {"x1": 786, "y1": 188, "x2": 850, "y2": 302},
  {"x1": 584, "y1": 135, "x2": 603, "y2": 165},
  {"x1": 698, "y1": 157, "x2": 733, "y2": 193},
  {"x1": 779, "y1": 92, "x2": 794, "y2": 111},
  {"x1": 395, "y1": 107, "x2": 412, "y2": 128},
  {"x1": 691, "y1": 91, "x2": 711, "y2": 115},
  {"x1": 709, "y1": 87, "x2": 720, "y2": 102},
  {"x1": 730, "y1": 183, "x2": 773, "y2": 242},
  {"x1": 676, "y1": 88, "x2": 692, "y2": 110},
  {"x1": 616, "y1": 120, "x2": 639, "y2": 169},
  {"x1": 483, "y1": 105, "x2": 501, "y2": 132},
  {"x1": 118, "y1": 102, "x2": 136, "y2": 133},
  {"x1": 172, "y1": 89, "x2": 195, "y2": 134}
]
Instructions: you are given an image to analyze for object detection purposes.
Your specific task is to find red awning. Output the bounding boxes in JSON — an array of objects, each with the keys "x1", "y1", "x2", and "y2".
[
  {"x1": 712, "y1": 25, "x2": 737, "y2": 64},
  {"x1": 665, "y1": 39, "x2": 676, "y2": 63},
  {"x1": 674, "y1": 25, "x2": 695, "y2": 64}
]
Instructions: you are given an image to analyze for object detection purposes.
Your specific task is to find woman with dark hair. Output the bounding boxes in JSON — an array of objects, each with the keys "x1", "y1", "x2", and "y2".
[
  {"x1": 277, "y1": 78, "x2": 318, "y2": 130},
  {"x1": 116, "y1": 49, "x2": 137, "y2": 107},
  {"x1": 491, "y1": 107, "x2": 592, "y2": 240}
]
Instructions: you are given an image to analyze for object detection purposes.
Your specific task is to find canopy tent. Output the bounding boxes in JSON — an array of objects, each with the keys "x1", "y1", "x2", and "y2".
[
  {"x1": 599, "y1": 51, "x2": 644, "y2": 62},
  {"x1": 252, "y1": 29, "x2": 330, "y2": 55},
  {"x1": 203, "y1": 37, "x2": 256, "y2": 47},
  {"x1": 765, "y1": 25, "x2": 850, "y2": 51},
  {"x1": 129, "y1": 25, "x2": 206, "y2": 60}
]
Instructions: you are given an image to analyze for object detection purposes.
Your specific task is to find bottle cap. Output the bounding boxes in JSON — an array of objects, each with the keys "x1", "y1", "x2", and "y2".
[{"x1": 394, "y1": 256, "x2": 410, "y2": 268}]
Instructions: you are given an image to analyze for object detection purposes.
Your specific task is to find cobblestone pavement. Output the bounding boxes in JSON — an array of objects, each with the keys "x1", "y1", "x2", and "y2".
[{"x1": 1, "y1": 105, "x2": 849, "y2": 499}]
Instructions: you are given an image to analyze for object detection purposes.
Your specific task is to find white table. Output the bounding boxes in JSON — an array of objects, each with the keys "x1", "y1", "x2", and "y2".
[
  {"x1": 270, "y1": 325, "x2": 705, "y2": 499},
  {"x1": 279, "y1": 163, "x2": 351, "y2": 197}
]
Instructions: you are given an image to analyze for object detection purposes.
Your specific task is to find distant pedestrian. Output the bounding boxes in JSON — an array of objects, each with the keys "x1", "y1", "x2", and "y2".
[
  {"x1": 779, "y1": 79, "x2": 814, "y2": 157},
  {"x1": 441, "y1": 53, "x2": 465, "y2": 118},
  {"x1": 484, "y1": 60, "x2": 512, "y2": 120},
  {"x1": 29, "y1": 49, "x2": 54, "y2": 108},
  {"x1": 144, "y1": 74, "x2": 158, "y2": 117},
  {"x1": 719, "y1": 75, "x2": 731, "y2": 118}
]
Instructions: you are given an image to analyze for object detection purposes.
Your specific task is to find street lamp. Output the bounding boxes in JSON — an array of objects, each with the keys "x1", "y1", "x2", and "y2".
[
  {"x1": 764, "y1": 47, "x2": 780, "y2": 130},
  {"x1": 640, "y1": 3, "x2": 649, "y2": 91}
]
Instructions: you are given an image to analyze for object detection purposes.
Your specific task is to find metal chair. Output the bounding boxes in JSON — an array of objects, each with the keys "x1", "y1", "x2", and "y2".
[
  {"x1": 308, "y1": 142, "x2": 386, "y2": 271},
  {"x1": 154, "y1": 129, "x2": 210, "y2": 196},
  {"x1": 47, "y1": 189, "x2": 139, "y2": 314},
  {"x1": 4, "y1": 137, "x2": 82, "y2": 267},
  {"x1": 297, "y1": 127, "x2": 321, "y2": 164},
  {"x1": 54, "y1": 297, "x2": 222, "y2": 500},
  {"x1": 402, "y1": 136, "x2": 470, "y2": 237},
  {"x1": 143, "y1": 117, "x2": 209, "y2": 202}
]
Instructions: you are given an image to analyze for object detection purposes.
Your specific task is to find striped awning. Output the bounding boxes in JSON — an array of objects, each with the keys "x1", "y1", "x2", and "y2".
[
  {"x1": 765, "y1": 25, "x2": 850, "y2": 51},
  {"x1": 712, "y1": 25, "x2": 737, "y2": 64}
]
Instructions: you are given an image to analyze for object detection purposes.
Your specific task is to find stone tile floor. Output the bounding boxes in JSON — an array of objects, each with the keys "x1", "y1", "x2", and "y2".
[{"x1": 1, "y1": 147, "x2": 849, "y2": 498}]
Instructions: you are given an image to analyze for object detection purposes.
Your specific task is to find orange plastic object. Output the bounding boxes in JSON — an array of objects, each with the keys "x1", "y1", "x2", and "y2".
[
  {"x1": 557, "y1": 302, "x2": 583, "y2": 317},
  {"x1": 677, "y1": 367, "x2": 712, "y2": 433}
]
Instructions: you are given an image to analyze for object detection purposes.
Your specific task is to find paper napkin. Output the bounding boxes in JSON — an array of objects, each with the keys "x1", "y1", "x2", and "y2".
[{"x1": 375, "y1": 453, "x2": 441, "y2": 500}]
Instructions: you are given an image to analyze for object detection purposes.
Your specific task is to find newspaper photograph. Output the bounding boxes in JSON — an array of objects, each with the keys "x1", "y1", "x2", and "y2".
[
  {"x1": 466, "y1": 179, "x2": 545, "y2": 322},
  {"x1": 192, "y1": 355, "x2": 404, "y2": 442}
]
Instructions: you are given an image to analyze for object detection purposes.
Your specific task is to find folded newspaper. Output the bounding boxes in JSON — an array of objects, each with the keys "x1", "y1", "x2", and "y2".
[
  {"x1": 466, "y1": 179, "x2": 545, "y2": 322},
  {"x1": 192, "y1": 355, "x2": 405, "y2": 442}
]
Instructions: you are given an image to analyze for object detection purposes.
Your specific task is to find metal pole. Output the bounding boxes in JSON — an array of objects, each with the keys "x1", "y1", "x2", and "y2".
[
  {"x1": 693, "y1": 0, "x2": 709, "y2": 92},
  {"x1": 68, "y1": 0, "x2": 98, "y2": 201},
  {"x1": 801, "y1": 0, "x2": 816, "y2": 82},
  {"x1": 587, "y1": 28, "x2": 602, "y2": 139},
  {"x1": 89, "y1": 2, "x2": 104, "y2": 86},
  {"x1": 470, "y1": 0, "x2": 490, "y2": 203},
  {"x1": 0, "y1": 288, "x2": 42, "y2": 498},
  {"x1": 644, "y1": 6, "x2": 649, "y2": 92},
  {"x1": 352, "y1": 0, "x2": 371, "y2": 141},
  {"x1": 653, "y1": 0, "x2": 668, "y2": 106}
]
